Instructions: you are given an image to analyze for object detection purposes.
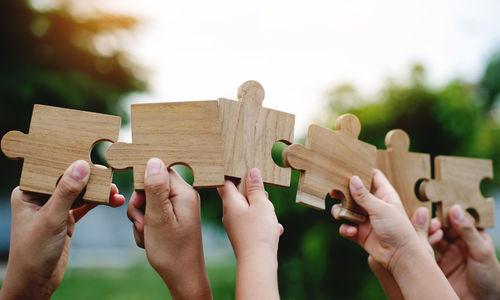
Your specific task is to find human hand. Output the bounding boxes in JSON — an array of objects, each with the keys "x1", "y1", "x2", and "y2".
[
  {"x1": 333, "y1": 169, "x2": 457, "y2": 299},
  {"x1": 431, "y1": 204, "x2": 500, "y2": 299},
  {"x1": 217, "y1": 168, "x2": 283, "y2": 300},
  {"x1": 127, "y1": 158, "x2": 212, "y2": 300},
  {"x1": 367, "y1": 206, "x2": 444, "y2": 300},
  {"x1": 0, "y1": 160, "x2": 125, "y2": 300}
]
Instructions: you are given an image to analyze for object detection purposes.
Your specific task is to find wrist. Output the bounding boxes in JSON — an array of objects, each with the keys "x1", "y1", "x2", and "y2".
[
  {"x1": 1, "y1": 271, "x2": 53, "y2": 300},
  {"x1": 236, "y1": 245, "x2": 278, "y2": 267},
  {"x1": 157, "y1": 264, "x2": 212, "y2": 300}
]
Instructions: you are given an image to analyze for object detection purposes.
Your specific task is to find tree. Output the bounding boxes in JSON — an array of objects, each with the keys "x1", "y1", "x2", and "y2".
[{"x1": 0, "y1": 0, "x2": 145, "y2": 194}]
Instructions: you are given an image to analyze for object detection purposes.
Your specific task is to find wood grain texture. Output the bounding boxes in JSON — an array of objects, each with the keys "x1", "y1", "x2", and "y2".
[
  {"x1": 1, "y1": 104, "x2": 120, "y2": 204},
  {"x1": 218, "y1": 80, "x2": 295, "y2": 194},
  {"x1": 419, "y1": 156, "x2": 495, "y2": 228},
  {"x1": 282, "y1": 114, "x2": 376, "y2": 223},
  {"x1": 106, "y1": 101, "x2": 225, "y2": 190},
  {"x1": 376, "y1": 129, "x2": 431, "y2": 220}
]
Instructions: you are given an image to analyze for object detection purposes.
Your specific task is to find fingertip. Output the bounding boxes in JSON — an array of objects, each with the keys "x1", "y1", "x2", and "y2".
[
  {"x1": 429, "y1": 229, "x2": 444, "y2": 246},
  {"x1": 279, "y1": 223, "x2": 284, "y2": 236},
  {"x1": 331, "y1": 204, "x2": 342, "y2": 219},
  {"x1": 430, "y1": 218, "x2": 442, "y2": 233},
  {"x1": 109, "y1": 194, "x2": 126, "y2": 207},
  {"x1": 412, "y1": 207, "x2": 429, "y2": 228},
  {"x1": 339, "y1": 224, "x2": 358, "y2": 238}
]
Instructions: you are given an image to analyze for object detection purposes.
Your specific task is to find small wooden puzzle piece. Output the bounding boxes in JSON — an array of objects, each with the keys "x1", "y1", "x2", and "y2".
[
  {"x1": 419, "y1": 156, "x2": 494, "y2": 228},
  {"x1": 1, "y1": 104, "x2": 120, "y2": 204},
  {"x1": 218, "y1": 80, "x2": 295, "y2": 194},
  {"x1": 282, "y1": 114, "x2": 377, "y2": 223},
  {"x1": 376, "y1": 129, "x2": 431, "y2": 220},
  {"x1": 106, "y1": 101, "x2": 225, "y2": 190}
]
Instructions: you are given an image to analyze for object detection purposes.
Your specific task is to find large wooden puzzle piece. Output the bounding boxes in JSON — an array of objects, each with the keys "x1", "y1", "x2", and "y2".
[
  {"x1": 419, "y1": 156, "x2": 494, "y2": 228},
  {"x1": 376, "y1": 129, "x2": 431, "y2": 219},
  {"x1": 282, "y1": 114, "x2": 376, "y2": 223},
  {"x1": 1, "y1": 104, "x2": 121, "y2": 204},
  {"x1": 106, "y1": 101, "x2": 225, "y2": 190},
  {"x1": 218, "y1": 80, "x2": 295, "y2": 194}
]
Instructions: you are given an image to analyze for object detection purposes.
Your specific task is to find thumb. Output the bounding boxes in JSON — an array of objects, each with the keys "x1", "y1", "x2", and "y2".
[
  {"x1": 143, "y1": 158, "x2": 176, "y2": 223},
  {"x1": 44, "y1": 160, "x2": 90, "y2": 221},
  {"x1": 448, "y1": 204, "x2": 486, "y2": 259},
  {"x1": 246, "y1": 168, "x2": 267, "y2": 205},
  {"x1": 349, "y1": 175, "x2": 384, "y2": 215}
]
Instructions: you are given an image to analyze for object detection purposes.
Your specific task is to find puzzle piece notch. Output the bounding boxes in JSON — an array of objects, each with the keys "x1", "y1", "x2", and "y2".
[
  {"x1": 419, "y1": 156, "x2": 494, "y2": 228},
  {"x1": 1, "y1": 104, "x2": 121, "y2": 204},
  {"x1": 283, "y1": 114, "x2": 377, "y2": 224},
  {"x1": 105, "y1": 101, "x2": 225, "y2": 190},
  {"x1": 375, "y1": 129, "x2": 432, "y2": 220},
  {"x1": 218, "y1": 80, "x2": 295, "y2": 195}
]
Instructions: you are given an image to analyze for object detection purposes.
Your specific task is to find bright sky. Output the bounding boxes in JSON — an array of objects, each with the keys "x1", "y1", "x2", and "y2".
[{"x1": 94, "y1": 0, "x2": 500, "y2": 140}]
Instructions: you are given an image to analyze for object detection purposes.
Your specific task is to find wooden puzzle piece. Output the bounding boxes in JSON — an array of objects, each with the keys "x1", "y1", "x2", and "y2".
[
  {"x1": 282, "y1": 114, "x2": 376, "y2": 223},
  {"x1": 218, "y1": 80, "x2": 295, "y2": 194},
  {"x1": 419, "y1": 156, "x2": 494, "y2": 228},
  {"x1": 376, "y1": 129, "x2": 431, "y2": 220},
  {"x1": 106, "y1": 101, "x2": 225, "y2": 190},
  {"x1": 1, "y1": 104, "x2": 120, "y2": 204}
]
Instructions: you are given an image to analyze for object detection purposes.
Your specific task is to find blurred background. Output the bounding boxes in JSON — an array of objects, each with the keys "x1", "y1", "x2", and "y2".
[{"x1": 1, "y1": 0, "x2": 500, "y2": 299}]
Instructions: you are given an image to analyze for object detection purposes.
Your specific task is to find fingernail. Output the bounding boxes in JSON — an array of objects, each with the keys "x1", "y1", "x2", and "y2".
[
  {"x1": 346, "y1": 227, "x2": 356, "y2": 235},
  {"x1": 451, "y1": 205, "x2": 464, "y2": 224},
  {"x1": 71, "y1": 160, "x2": 89, "y2": 181},
  {"x1": 415, "y1": 208, "x2": 428, "y2": 226},
  {"x1": 146, "y1": 158, "x2": 162, "y2": 177},
  {"x1": 249, "y1": 168, "x2": 261, "y2": 181},
  {"x1": 351, "y1": 176, "x2": 363, "y2": 190}
]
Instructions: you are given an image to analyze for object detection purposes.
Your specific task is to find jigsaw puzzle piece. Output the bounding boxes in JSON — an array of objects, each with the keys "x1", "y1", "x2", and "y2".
[
  {"x1": 106, "y1": 101, "x2": 225, "y2": 190},
  {"x1": 1, "y1": 104, "x2": 121, "y2": 204},
  {"x1": 419, "y1": 156, "x2": 494, "y2": 228},
  {"x1": 218, "y1": 80, "x2": 294, "y2": 195},
  {"x1": 376, "y1": 129, "x2": 431, "y2": 220},
  {"x1": 283, "y1": 114, "x2": 377, "y2": 223}
]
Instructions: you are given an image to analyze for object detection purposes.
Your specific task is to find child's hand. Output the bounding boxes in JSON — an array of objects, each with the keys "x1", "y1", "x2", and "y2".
[
  {"x1": 0, "y1": 160, "x2": 125, "y2": 300},
  {"x1": 126, "y1": 158, "x2": 212, "y2": 300},
  {"x1": 332, "y1": 169, "x2": 426, "y2": 270},
  {"x1": 217, "y1": 168, "x2": 283, "y2": 300},
  {"x1": 332, "y1": 169, "x2": 458, "y2": 300},
  {"x1": 431, "y1": 205, "x2": 500, "y2": 299}
]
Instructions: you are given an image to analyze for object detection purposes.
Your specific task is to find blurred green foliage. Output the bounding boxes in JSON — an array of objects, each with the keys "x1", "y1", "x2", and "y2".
[{"x1": 0, "y1": 0, "x2": 145, "y2": 194}]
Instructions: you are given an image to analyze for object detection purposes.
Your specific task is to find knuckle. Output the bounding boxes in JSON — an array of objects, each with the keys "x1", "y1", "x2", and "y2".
[
  {"x1": 144, "y1": 177, "x2": 169, "y2": 198},
  {"x1": 57, "y1": 177, "x2": 83, "y2": 196}
]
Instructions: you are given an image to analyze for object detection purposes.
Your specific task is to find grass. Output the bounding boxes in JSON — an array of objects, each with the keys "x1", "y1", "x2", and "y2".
[{"x1": 0, "y1": 264, "x2": 237, "y2": 300}]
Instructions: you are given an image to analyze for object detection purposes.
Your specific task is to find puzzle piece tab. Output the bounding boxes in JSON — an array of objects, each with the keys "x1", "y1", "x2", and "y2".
[
  {"x1": 376, "y1": 129, "x2": 431, "y2": 220},
  {"x1": 282, "y1": 114, "x2": 377, "y2": 223},
  {"x1": 419, "y1": 156, "x2": 494, "y2": 228},
  {"x1": 106, "y1": 101, "x2": 225, "y2": 190},
  {"x1": 1, "y1": 104, "x2": 121, "y2": 204},
  {"x1": 218, "y1": 80, "x2": 295, "y2": 194}
]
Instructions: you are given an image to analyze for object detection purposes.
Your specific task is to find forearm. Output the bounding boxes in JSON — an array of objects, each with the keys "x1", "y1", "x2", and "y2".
[
  {"x1": 236, "y1": 249, "x2": 280, "y2": 300},
  {"x1": 369, "y1": 258, "x2": 404, "y2": 300},
  {"x1": 391, "y1": 246, "x2": 458, "y2": 300},
  {"x1": 0, "y1": 270, "x2": 52, "y2": 300}
]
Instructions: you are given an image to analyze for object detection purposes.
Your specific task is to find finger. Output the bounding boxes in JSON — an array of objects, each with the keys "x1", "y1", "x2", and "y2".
[
  {"x1": 43, "y1": 160, "x2": 90, "y2": 221},
  {"x1": 429, "y1": 218, "x2": 441, "y2": 235},
  {"x1": 278, "y1": 223, "x2": 284, "y2": 236},
  {"x1": 131, "y1": 191, "x2": 146, "y2": 210},
  {"x1": 448, "y1": 204, "x2": 487, "y2": 260},
  {"x1": 428, "y1": 229, "x2": 444, "y2": 247},
  {"x1": 132, "y1": 224, "x2": 145, "y2": 248},
  {"x1": 218, "y1": 179, "x2": 248, "y2": 211},
  {"x1": 144, "y1": 158, "x2": 176, "y2": 224},
  {"x1": 434, "y1": 238, "x2": 451, "y2": 254},
  {"x1": 339, "y1": 223, "x2": 358, "y2": 241},
  {"x1": 411, "y1": 207, "x2": 430, "y2": 242},
  {"x1": 331, "y1": 204, "x2": 342, "y2": 220},
  {"x1": 349, "y1": 175, "x2": 385, "y2": 215},
  {"x1": 246, "y1": 168, "x2": 268, "y2": 205},
  {"x1": 110, "y1": 183, "x2": 119, "y2": 196},
  {"x1": 109, "y1": 193, "x2": 126, "y2": 207},
  {"x1": 167, "y1": 167, "x2": 200, "y2": 218},
  {"x1": 127, "y1": 199, "x2": 145, "y2": 234},
  {"x1": 70, "y1": 203, "x2": 98, "y2": 223},
  {"x1": 371, "y1": 169, "x2": 400, "y2": 205}
]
